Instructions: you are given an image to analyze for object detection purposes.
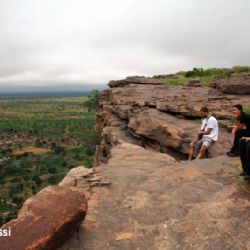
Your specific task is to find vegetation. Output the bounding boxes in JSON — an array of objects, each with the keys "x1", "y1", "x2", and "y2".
[
  {"x1": 0, "y1": 93, "x2": 101, "y2": 226},
  {"x1": 244, "y1": 106, "x2": 250, "y2": 115},
  {"x1": 163, "y1": 66, "x2": 250, "y2": 86},
  {"x1": 83, "y1": 90, "x2": 101, "y2": 112}
]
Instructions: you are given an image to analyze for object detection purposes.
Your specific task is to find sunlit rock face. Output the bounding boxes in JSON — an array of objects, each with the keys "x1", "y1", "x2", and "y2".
[{"x1": 0, "y1": 185, "x2": 87, "y2": 250}]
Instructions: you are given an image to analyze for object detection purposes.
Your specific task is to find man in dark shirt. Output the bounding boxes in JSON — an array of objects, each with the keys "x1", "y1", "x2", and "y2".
[{"x1": 227, "y1": 104, "x2": 250, "y2": 157}]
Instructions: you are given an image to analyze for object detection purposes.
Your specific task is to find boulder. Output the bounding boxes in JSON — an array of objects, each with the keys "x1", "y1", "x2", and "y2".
[
  {"x1": 0, "y1": 186, "x2": 87, "y2": 250},
  {"x1": 211, "y1": 73, "x2": 250, "y2": 94},
  {"x1": 186, "y1": 78, "x2": 202, "y2": 87},
  {"x1": 108, "y1": 76, "x2": 164, "y2": 88},
  {"x1": 127, "y1": 108, "x2": 231, "y2": 157}
]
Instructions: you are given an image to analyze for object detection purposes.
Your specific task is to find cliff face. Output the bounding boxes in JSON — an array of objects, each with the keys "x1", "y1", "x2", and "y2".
[
  {"x1": 96, "y1": 76, "x2": 250, "y2": 163},
  {"x1": 60, "y1": 76, "x2": 250, "y2": 249}
]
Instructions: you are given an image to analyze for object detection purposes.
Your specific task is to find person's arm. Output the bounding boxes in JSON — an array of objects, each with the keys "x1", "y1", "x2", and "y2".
[
  {"x1": 235, "y1": 121, "x2": 246, "y2": 131},
  {"x1": 197, "y1": 118, "x2": 215, "y2": 136},
  {"x1": 197, "y1": 128, "x2": 212, "y2": 136},
  {"x1": 241, "y1": 137, "x2": 250, "y2": 142},
  {"x1": 237, "y1": 114, "x2": 247, "y2": 131}
]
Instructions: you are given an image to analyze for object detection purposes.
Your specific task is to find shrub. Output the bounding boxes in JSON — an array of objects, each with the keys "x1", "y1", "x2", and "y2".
[
  {"x1": 83, "y1": 90, "x2": 100, "y2": 112},
  {"x1": 32, "y1": 175, "x2": 42, "y2": 186},
  {"x1": 53, "y1": 146, "x2": 65, "y2": 155}
]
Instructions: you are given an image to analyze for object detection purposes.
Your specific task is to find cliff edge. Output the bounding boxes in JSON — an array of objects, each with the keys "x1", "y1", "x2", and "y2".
[{"x1": 61, "y1": 76, "x2": 250, "y2": 249}]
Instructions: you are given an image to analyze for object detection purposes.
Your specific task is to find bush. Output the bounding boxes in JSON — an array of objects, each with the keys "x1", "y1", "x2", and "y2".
[
  {"x1": 48, "y1": 175, "x2": 58, "y2": 184},
  {"x1": 61, "y1": 161, "x2": 68, "y2": 167},
  {"x1": 47, "y1": 174, "x2": 62, "y2": 185},
  {"x1": 185, "y1": 68, "x2": 205, "y2": 77},
  {"x1": 32, "y1": 175, "x2": 42, "y2": 186},
  {"x1": 232, "y1": 65, "x2": 250, "y2": 74},
  {"x1": 48, "y1": 166, "x2": 57, "y2": 174},
  {"x1": 53, "y1": 146, "x2": 65, "y2": 155},
  {"x1": 83, "y1": 90, "x2": 100, "y2": 112},
  {"x1": 86, "y1": 146, "x2": 95, "y2": 156},
  {"x1": 35, "y1": 140, "x2": 43, "y2": 147}
]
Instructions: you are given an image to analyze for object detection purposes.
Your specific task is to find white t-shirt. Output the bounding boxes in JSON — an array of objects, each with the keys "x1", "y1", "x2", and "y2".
[{"x1": 200, "y1": 115, "x2": 218, "y2": 141}]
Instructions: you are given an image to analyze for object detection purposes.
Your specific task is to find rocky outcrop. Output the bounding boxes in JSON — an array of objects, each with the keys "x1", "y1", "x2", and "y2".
[
  {"x1": 108, "y1": 76, "x2": 164, "y2": 88},
  {"x1": 0, "y1": 185, "x2": 87, "y2": 250},
  {"x1": 127, "y1": 108, "x2": 231, "y2": 157},
  {"x1": 61, "y1": 143, "x2": 250, "y2": 250},
  {"x1": 60, "y1": 75, "x2": 250, "y2": 249},
  {"x1": 211, "y1": 73, "x2": 250, "y2": 94},
  {"x1": 96, "y1": 78, "x2": 250, "y2": 162}
]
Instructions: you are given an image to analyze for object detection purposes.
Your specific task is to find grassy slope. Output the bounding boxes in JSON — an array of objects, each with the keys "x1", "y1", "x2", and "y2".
[{"x1": 162, "y1": 66, "x2": 250, "y2": 86}]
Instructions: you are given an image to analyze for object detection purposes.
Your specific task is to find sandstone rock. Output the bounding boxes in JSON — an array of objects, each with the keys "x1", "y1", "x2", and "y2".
[
  {"x1": 60, "y1": 75, "x2": 250, "y2": 249},
  {"x1": 61, "y1": 143, "x2": 250, "y2": 250},
  {"x1": 211, "y1": 73, "x2": 250, "y2": 94},
  {"x1": 59, "y1": 166, "x2": 95, "y2": 187},
  {"x1": 0, "y1": 186, "x2": 87, "y2": 250},
  {"x1": 107, "y1": 83, "x2": 248, "y2": 119},
  {"x1": 153, "y1": 74, "x2": 175, "y2": 79},
  {"x1": 108, "y1": 76, "x2": 164, "y2": 88},
  {"x1": 97, "y1": 126, "x2": 141, "y2": 163},
  {"x1": 186, "y1": 78, "x2": 202, "y2": 87},
  {"x1": 95, "y1": 79, "x2": 250, "y2": 164},
  {"x1": 127, "y1": 108, "x2": 232, "y2": 157}
]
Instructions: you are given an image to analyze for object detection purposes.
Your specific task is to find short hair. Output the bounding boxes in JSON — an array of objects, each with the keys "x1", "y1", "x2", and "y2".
[
  {"x1": 200, "y1": 107, "x2": 209, "y2": 113},
  {"x1": 233, "y1": 104, "x2": 243, "y2": 112}
]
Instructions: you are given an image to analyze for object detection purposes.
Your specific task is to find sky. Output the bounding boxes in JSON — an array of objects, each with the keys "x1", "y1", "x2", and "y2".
[{"x1": 0, "y1": 0, "x2": 249, "y2": 90}]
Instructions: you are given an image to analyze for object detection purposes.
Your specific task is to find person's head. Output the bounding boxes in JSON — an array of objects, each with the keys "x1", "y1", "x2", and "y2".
[
  {"x1": 232, "y1": 104, "x2": 243, "y2": 119},
  {"x1": 200, "y1": 107, "x2": 209, "y2": 118}
]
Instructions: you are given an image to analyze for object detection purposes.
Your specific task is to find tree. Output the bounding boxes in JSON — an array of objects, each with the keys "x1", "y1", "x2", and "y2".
[
  {"x1": 83, "y1": 90, "x2": 100, "y2": 112},
  {"x1": 32, "y1": 175, "x2": 42, "y2": 186}
]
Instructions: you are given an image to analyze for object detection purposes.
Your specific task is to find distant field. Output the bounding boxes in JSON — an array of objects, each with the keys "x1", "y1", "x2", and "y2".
[
  {"x1": 0, "y1": 95, "x2": 101, "y2": 226},
  {"x1": 0, "y1": 96, "x2": 97, "y2": 137}
]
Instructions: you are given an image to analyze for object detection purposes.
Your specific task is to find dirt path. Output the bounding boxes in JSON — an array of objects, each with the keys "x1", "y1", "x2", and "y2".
[{"x1": 13, "y1": 146, "x2": 50, "y2": 155}]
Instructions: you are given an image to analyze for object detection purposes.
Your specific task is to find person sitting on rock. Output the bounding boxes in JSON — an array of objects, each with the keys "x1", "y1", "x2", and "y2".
[
  {"x1": 227, "y1": 104, "x2": 250, "y2": 157},
  {"x1": 188, "y1": 107, "x2": 218, "y2": 160},
  {"x1": 239, "y1": 137, "x2": 250, "y2": 180}
]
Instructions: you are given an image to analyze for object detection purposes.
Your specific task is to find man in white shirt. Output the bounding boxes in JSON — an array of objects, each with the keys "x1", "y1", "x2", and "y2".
[{"x1": 188, "y1": 107, "x2": 219, "y2": 160}]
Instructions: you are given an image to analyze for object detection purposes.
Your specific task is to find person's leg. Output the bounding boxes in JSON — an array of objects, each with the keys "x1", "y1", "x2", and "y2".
[
  {"x1": 239, "y1": 139, "x2": 247, "y2": 174},
  {"x1": 188, "y1": 139, "x2": 199, "y2": 161},
  {"x1": 245, "y1": 142, "x2": 250, "y2": 176},
  {"x1": 196, "y1": 145, "x2": 207, "y2": 160},
  {"x1": 195, "y1": 139, "x2": 213, "y2": 160},
  {"x1": 188, "y1": 139, "x2": 200, "y2": 161},
  {"x1": 227, "y1": 130, "x2": 244, "y2": 156},
  {"x1": 188, "y1": 142, "x2": 195, "y2": 161},
  {"x1": 229, "y1": 130, "x2": 244, "y2": 153},
  {"x1": 232, "y1": 130, "x2": 243, "y2": 151}
]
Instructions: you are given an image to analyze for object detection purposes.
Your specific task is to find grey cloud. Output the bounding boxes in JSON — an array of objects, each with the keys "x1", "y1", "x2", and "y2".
[{"x1": 0, "y1": 0, "x2": 249, "y2": 89}]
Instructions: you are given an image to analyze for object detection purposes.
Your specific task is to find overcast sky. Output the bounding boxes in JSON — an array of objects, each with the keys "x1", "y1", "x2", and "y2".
[{"x1": 0, "y1": 0, "x2": 249, "y2": 89}]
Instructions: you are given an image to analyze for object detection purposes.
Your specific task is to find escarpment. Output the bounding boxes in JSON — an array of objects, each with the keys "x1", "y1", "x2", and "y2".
[
  {"x1": 96, "y1": 76, "x2": 250, "y2": 163},
  {"x1": 60, "y1": 75, "x2": 250, "y2": 250}
]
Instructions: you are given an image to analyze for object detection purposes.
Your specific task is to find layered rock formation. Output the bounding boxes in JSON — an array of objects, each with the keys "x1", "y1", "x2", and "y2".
[
  {"x1": 96, "y1": 76, "x2": 250, "y2": 161},
  {"x1": 211, "y1": 73, "x2": 250, "y2": 94},
  {"x1": 60, "y1": 76, "x2": 250, "y2": 249}
]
